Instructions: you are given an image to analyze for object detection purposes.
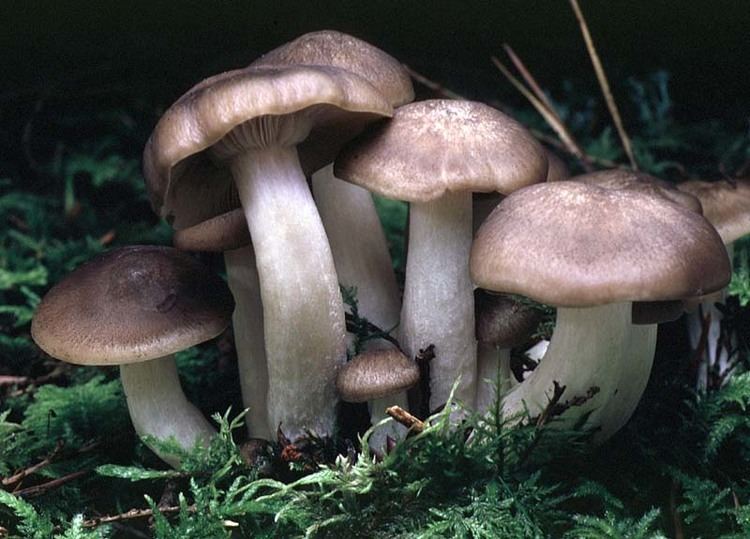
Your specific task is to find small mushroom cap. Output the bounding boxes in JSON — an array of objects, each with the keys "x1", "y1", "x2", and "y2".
[
  {"x1": 572, "y1": 169, "x2": 703, "y2": 214},
  {"x1": 252, "y1": 30, "x2": 414, "y2": 108},
  {"x1": 677, "y1": 178, "x2": 750, "y2": 244},
  {"x1": 144, "y1": 65, "x2": 392, "y2": 225},
  {"x1": 173, "y1": 208, "x2": 250, "y2": 252},
  {"x1": 334, "y1": 99, "x2": 548, "y2": 202},
  {"x1": 631, "y1": 300, "x2": 685, "y2": 325},
  {"x1": 336, "y1": 349, "x2": 419, "y2": 402},
  {"x1": 475, "y1": 290, "x2": 542, "y2": 347},
  {"x1": 471, "y1": 182, "x2": 731, "y2": 307},
  {"x1": 31, "y1": 246, "x2": 234, "y2": 365}
]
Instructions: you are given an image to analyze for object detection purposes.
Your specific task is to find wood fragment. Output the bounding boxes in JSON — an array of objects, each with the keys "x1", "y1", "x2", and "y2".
[{"x1": 386, "y1": 405, "x2": 425, "y2": 434}]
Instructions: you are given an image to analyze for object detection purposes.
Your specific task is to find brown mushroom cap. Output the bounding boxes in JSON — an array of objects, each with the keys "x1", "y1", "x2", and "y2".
[
  {"x1": 334, "y1": 99, "x2": 548, "y2": 202},
  {"x1": 250, "y1": 30, "x2": 415, "y2": 187},
  {"x1": 545, "y1": 150, "x2": 570, "y2": 182},
  {"x1": 471, "y1": 182, "x2": 731, "y2": 307},
  {"x1": 172, "y1": 208, "x2": 250, "y2": 252},
  {"x1": 572, "y1": 169, "x2": 703, "y2": 214},
  {"x1": 677, "y1": 178, "x2": 750, "y2": 244},
  {"x1": 336, "y1": 349, "x2": 419, "y2": 402},
  {"x1": 475, "y1": 290, "x2": 542, "y2": 347},
  {"x1": 252, "y1": 30, "x2": 414, "y2": 108},
  {"x1": 143, "y1": 65, "x2": 392, "y2": 226},
  {"x1": 31, "y1": 246, "x2": 234, "y2": 365}
]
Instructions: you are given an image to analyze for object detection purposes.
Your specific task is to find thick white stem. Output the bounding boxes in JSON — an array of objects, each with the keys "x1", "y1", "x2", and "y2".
[
  {"x1": 594, "y1": 322, "x2": 657, "y2": 441},
  {"x1": 401, "y1": 193, "x2": 476, "y2": 411},
  {"x1": 689, "y1": 243, "x2": 735, "y2": 390},
  {"x1": 232, "y1": 147, "x2": 346, "y2": 440},
  {"x1": 502, "y1": 303, "x2": 631, "y2": 431},
  {"x1": 120, "y1": 356, "x2": 215, "y2": 468},
  {"x1": 475, "y1": 344, "x2": 512, "y2": 413},
  {"x1": 313, "y1": 164, "x2": 406, "y2": 449},
  {"x1": 225, "y1": 246, "x2": 271, "y2": 440}
]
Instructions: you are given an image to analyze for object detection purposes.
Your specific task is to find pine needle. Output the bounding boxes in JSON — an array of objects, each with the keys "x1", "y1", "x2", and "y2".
[{"x1": 569, "y1": 0, "x2": 639, "y2": 170}]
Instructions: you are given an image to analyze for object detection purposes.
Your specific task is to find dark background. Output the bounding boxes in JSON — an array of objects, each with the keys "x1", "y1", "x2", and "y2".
[{"x1": 2, "y1": 1, "x2": 748, "y2": 124}]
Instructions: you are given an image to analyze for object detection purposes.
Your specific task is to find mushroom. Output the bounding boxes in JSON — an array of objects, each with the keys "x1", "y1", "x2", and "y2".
[
  {"x1": 336, "y1": 348, "x2": 420, "y2": 438},
  {"x1": 251, "y1": 30, "x2": 414, "y2": 443},
  {"x1": 471, "y1": 181, "x2": 730, "y2": 439},
  {"x1": 336, "y1": 99, "x2": 547, "y2": 411},
  {"x1": 30, "y1": 246, "x2": 234, "y2": 467},
  {"x1": 474, "y1": 290, "x2": 543, "y2": 412},
  {"x1": 144, "y1": 65, "x2": 393, "y2": 441},
  {"x1": 677, "y1": 177, "x2": 750, "y2": 388}
]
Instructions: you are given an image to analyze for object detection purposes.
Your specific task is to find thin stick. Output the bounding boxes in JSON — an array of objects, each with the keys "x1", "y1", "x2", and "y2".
[
  {"x1": 568, "y1": 0, "x2": 638, "y2": 170},
  {"x1": 13, "y1": 470, "x2": 87, "y2": 497},
  {"x1": 386, "y1": 405, "x2": 425, "y2": 434},
  {"x1": 501, "y1": 45, "x2": 594, "y2": 172},
  {"x1": 491, "y1": 56, "x2": 593, "y2": 170},
  {"x1": 80, "y1": 505, "x2": 189, "y2": 528},
  {"x1": 402, "y1": 65, "x2": 465, "y2": 100}
]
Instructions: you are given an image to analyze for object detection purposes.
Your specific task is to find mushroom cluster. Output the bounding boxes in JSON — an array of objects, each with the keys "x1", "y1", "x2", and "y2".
[{"x1": 31, "y1": 31, "x2": 735, "y2": 468}]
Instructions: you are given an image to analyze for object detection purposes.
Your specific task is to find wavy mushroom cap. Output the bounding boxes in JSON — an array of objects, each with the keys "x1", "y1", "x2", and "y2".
[
  {"x1": 143, "y1": 65, "x2": 392, "y2": 227},
  {"x1": 471, "y1": 182, "x2": 731, "y2": 307},
  {"x1": 677, "y1": 177, "x2": 750, "y2": 244},
  {"x1": 336, "y1": 349, "x2": 420, "y2": 403},
  {"x1": 571, "y1": 169, "x2": 703, "y2": 214},
  {"x1": 335, "y1": 99, "x2": 548, "y2": 202},
  {"x1": 31, "y1": 246, "x2": 235, "y2": 365}
]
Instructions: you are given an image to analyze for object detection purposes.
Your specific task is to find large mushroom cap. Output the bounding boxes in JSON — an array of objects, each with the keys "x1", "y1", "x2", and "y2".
[
  {"x1": 31, "y1": 246, "x2": 235, "y2": 365},
  {"x1": 336, "y1": 349, "x2": 419, "y2": 403},
  {"x1": 471, "y1": 182, "x2": 731, "y2": 307},
  {"x1": 573, "y1": 169, "x2": 703, "y2": 214},
  {"x1": 334, "y1": 99, "x2": 548, "y2": 202},
  {"x1": 252, "y1": 30, "x2": 414, "y2": 108},
  {"x1": 144, "y1": 65, "x2": 392, "y2": 227},
  {"x1": 677, "y1": 178, "x2": 750, "y2": 244}
]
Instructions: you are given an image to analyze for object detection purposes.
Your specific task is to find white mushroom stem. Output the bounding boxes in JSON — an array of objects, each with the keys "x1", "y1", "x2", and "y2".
[
  {"x1": 400, "y1": 192, "x2": 477, "y2": 411},
  {"x1": 594, "y1": 322, "x2": 657, "y2": 441},
  {"x1": 232, "y1": 146, "x2": 346, "y2": 441},
  {"x1": 475, "y1": 344, "x2": 512, "y2": 413},
  {"x1": 312, "y1": 164, "x2": 406, "y2": 448},
  {"x1": 120, "y1": 356, "x2": 215, "y2": 468},
  {"x1": 502, "y1": 303, "x2": 632, "y2": 432},
  {"x1": 688, "y1": 243, "x2": 735, "y2": 390},
  {"x1": 225, "y1": 246, "x2": 271, "y2": 440}
]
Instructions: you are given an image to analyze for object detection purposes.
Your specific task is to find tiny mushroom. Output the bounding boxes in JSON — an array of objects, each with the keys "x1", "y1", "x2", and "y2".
[
  {"x1": 31, "y1": 246, "x2": 234, "y2": 468},
  {"x1": 337, "y1": 348, "x2": 420, "y2": 435},
  {"x1": 471, "y1": 181, "x2": 730, "y2": 439},
  {"x1": 144, "y1": 64, "x2": 393, "y2": 441},
  {"x1": 336, "y1": 99, "x2": 547, "y2": 412}
]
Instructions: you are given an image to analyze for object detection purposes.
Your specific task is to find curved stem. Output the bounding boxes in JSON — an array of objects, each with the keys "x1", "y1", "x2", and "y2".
[
  {"x1": 232, "y1": 147, "x2": 346, "y2": 440},
  {"x1": 400, "y1": 193, "x2": 476, "y2": 411},
  {"x1": 502, "y1": 303, "x2": 631, "y2": 430},
  {"x1": 225, "y1": 246, "x2": 271, "y2": 440},
  {"x1": 120, "y1": 356, "x2": 215, "y2": 468},
  {"x1": 313, "y1": 164, "x2": 406, "y2": 448}
]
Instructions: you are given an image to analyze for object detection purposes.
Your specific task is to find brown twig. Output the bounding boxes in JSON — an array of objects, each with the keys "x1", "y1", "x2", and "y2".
[
  {"x1": 13, "y1": 470, "x2": 88, "y2": 497},
  {"x1": 80, "y1": 505, "x2": 190, "y2": 529},
  {"x1": 501, "y1": 45, "x2": 594, "y2": 172},
  {"x1": 535, "y1": 381, "x2": 567, "y2": 428},
  {"x1": 569, "y1": 0, "x2": 638, "y2": 170},
  {"x1": 2, "y1": 440, "x2": 64, "y2": 487},
  {"x1": 386, "y1": 405, "x2": 425, "y2": 434},
  {"x1": 491, "y1": 56, "x2": 594, "y2": 171},
  {"x1": 402, "y1": 64, "x2": 465, "y2": 100}
]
